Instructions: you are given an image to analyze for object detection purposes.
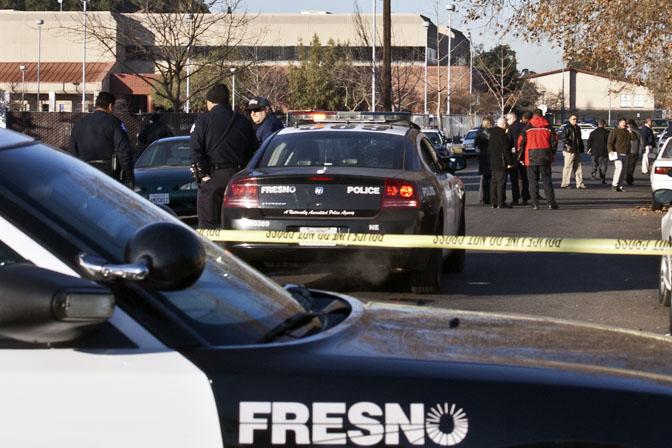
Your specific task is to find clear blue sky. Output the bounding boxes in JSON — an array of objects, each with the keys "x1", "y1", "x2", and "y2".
[{"x1": 240, "y1": 0, "x2": 560, "y2": 73}]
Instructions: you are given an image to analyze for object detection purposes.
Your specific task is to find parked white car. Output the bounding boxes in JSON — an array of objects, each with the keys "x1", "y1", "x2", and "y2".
[
  {"x1": 655, "y1": 190, "x2": 672, "y2": 331},
  {"x1": 650, "y1": 137, "x2": 672, "y2": 210},
  {"x1": 577, "y1": 122, "x2": 597, "y2": 141}
]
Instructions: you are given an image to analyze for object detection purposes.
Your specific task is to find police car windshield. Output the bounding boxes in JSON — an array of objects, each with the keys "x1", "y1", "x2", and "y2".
[
  {"x1": 136, "y1": 140, "x2": 191, "y2": 168},
  {"x1": 465, "y1": 130, "x2": 479, "y2": 140},
  {"x1": 0, "y1": 144, "x2": 306, "y2": 346},
  {"x1": 259, "y1": 131, "x2": 404, "y2": 169}
]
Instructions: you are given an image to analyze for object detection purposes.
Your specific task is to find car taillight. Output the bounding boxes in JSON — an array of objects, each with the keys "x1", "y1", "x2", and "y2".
[
  {"x1": 224, "y1": 178, "x2": 259, "y2": 208},
  {"x1": 655, "y1": 166, "x2": 671, "y2": 175},
  {"x1": 381, "y1": 178, "x2": 418, "y2": 208}
]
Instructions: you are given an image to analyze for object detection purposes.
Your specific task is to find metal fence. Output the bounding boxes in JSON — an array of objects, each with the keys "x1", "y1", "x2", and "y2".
[{"x1": 6, "y1": 111, "x2": 199, "y2": 151}]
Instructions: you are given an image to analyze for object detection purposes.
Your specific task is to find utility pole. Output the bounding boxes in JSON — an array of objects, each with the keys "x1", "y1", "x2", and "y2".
[
  {"x1": 371, "y1": 0, "x2": 376, "y2": 111},
  {"x1": 382, "y1": 0, "x2": 391, "y2": 111}
]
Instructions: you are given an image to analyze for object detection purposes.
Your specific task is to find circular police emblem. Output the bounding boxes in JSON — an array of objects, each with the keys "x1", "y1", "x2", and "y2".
[{"x1": 425, "y1": 403, "x2": 469, "y2": 446}]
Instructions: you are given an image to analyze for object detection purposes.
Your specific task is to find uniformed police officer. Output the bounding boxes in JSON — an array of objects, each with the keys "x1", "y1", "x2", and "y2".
[
  {"x1": 246, "y1": 96, "x2": 284, "y2": 145},
  {"x1": 69, "y1": 91, "x2": 134, "y2": 188},
  {"x1": 190, "y1": 83, "x2": 258, "y2": 228}
]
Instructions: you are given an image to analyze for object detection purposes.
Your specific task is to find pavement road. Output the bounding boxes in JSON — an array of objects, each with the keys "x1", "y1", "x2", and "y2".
[{"x1": 268, "y1": 154, "x2": 670, "y2": 335}]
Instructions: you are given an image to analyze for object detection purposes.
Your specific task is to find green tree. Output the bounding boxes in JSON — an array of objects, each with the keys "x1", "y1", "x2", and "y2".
[{"x1": 288, "y1": 36, "x2": 343, "y2": 110}]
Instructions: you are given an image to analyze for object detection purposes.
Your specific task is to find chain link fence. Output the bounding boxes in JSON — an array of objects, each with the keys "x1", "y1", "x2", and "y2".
[
  {"x1": 411, "y1": 114, "x2": 482, "y2": 138},
  {"x1": 6, "y1": 111, "x2": 199, "y2": 151}
]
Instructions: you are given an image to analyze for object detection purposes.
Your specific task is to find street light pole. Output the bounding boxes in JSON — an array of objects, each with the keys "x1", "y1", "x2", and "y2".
[
  {"x1": 371, "y1": 0, "x2": 376, "y2": 112},
  {"x1": 467, "y1": 30, "x2": 472, "y2": 117},
  {"x1": 423, "y1": 21, "x2": 430, "y2": 115},
  {"x1": 184, "y1": 13, "x2": 193, "y2": 113},
  {"x1": 36, "y1": 19, "x2": 44, "y2": 111},
  {"x1": 19, "y1": 65, "x2": 26, "y2": 111},
  {"x1": 230, "y1": 67, "x2": 237, "y2": 108},
  {"x1": 81, "y1": 0, "x2": 89, "y2": 112},
  {"x1": 445, "y1": 4, "x2": 455, "y2": 117}
]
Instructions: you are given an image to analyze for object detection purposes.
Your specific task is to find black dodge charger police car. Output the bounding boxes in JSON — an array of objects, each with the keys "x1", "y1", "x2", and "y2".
[
  {"x1": 222, "y1": 112, "x2": 467, "y2": 294},
  {"x1": 3, "y1": 128, "x2": 672, "y2": 447}
]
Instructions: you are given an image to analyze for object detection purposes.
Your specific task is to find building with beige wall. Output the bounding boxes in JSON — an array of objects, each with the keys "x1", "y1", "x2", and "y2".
[
  {"x1": 528, "y1": 67, "x2": 655, "y2": 122},
  {"x1": 0, "y1": 9, "x2": 469, "y2": 113}
]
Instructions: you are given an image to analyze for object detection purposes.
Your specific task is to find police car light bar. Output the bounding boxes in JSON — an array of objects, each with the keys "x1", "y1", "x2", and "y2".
[{"x1": 289, "y1": 111, "x2": 411, "y2": 125}]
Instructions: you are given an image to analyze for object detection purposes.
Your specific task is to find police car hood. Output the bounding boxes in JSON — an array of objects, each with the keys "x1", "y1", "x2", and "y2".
[{"x1": 322, "y1": 300, "x2": 672, "y2": 383}]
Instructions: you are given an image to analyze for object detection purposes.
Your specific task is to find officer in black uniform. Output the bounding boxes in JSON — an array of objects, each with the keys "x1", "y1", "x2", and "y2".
[
  {"x1": 69, "y1": 91, "x2": 134, "y2": 188},
  {"x1": 190, "y1": 84, "x2": 258, "y2": 228}
]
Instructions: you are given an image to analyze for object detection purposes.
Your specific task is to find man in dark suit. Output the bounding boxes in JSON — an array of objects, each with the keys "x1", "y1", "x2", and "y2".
[
  {"x1": 489, "y1": 117, "x2": 515, "y2": 208},
  {"x1": 587, "y1": 120, "x2": 610, "y2": 184}
]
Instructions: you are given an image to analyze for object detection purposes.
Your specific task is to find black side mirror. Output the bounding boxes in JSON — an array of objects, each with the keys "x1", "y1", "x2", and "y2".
[
  {"x1": 125, "y1": 222, "x2": 206, "y2": 291},
  {"x1": 441, "y1": 155, "x2": 467, "y2": 173},
  {"x1": 79, "y1": 222, "x2": 206, "y2": 291},
  {"x1": 0, "y1": 264, "x2": 114, "y2": 344}
]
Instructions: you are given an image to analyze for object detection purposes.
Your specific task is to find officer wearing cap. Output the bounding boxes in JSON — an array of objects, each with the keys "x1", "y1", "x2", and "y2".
[
  {"x1": 246, "y1": 96, "x2": 284, "y2": 145},
  {"x1": 69, "y1": 91, "x2": 134, "y2": 188},
  {"x1": 190, "y1": 83, "x2": 258, "y2": 228}
]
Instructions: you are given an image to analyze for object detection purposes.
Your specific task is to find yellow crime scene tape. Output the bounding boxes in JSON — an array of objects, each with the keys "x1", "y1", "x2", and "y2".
[{"x1": 197, "y1": 229, "x2": 672, "y2": 256}]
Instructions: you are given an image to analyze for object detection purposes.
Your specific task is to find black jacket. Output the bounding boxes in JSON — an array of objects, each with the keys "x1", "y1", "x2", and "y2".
[
  {"x1": 138, "y1": 118, "x2": 173, "y2": 150},
  {"x1": 476, "y1": 127, "x2": 492, "y2": 175},
  {"x1": 640, "y1": 125, "x2": 656, "y2": 148},
  {"x1": 562, "y1": 124, "x2": 584, "y2": 153},
  {"x1": 587, "y1": 127, "x2": 610, "y2": 158},
  {"x1": 190, "y1": 104, "x2": 259, "y2": 173},
  {"x1": 508, "y1": 121, "x2": 524, "y2": 150},
  {"x1": 489, "y1": 127, "x2": 514, "y2": 171},
  {"x1": 255, "y1": 113, "x2": 284, "y2": 145},
  {"x1": 69, "y1": 110, "x2": 134, "y2": 185}
]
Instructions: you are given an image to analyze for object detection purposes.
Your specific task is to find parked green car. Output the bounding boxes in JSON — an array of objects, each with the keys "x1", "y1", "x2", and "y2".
[{"x1": 134, "y1": 136, "x2": 197, "y2": 218}]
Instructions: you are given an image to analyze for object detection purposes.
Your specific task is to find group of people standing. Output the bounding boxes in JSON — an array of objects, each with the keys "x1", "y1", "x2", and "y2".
[
  {"x1": 69, "y1": 84, "x2": 283, "y2": 228},
  {"x1": 596, "y1": 117, "x2": 655, "y2": 191},
  {"x1": 475, "y1": 111, "x2": 656, "y2": 209},
  {"x1": 477, "y1": 109, "x2": 558, "y2": 210}
]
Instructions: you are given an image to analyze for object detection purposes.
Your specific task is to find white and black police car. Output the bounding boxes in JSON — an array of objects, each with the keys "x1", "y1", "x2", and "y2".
[
  {"x1": 222, "y1": 112, "x2": 466, "y2": 294},
  {"x1": 2, "y1": 128, "x2": 672, "y2": 447}
]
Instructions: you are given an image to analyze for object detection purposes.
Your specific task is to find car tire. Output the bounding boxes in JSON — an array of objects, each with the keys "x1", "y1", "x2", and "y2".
[
  {"x1": 652, "y1": 193, "x2": 663, "y2": 211},
  {"x1": 659, "y1": 256, "x2": 672, "y2": 307},
  {"x1": 411, "y1": 248, "x2": 442, "y2": 294},
  {"x1": 444, "y1": 204, "x2": 466, "y2": 273}
]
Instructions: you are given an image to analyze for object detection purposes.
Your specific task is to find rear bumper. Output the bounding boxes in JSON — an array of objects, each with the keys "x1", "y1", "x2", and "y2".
[{"x1": 222, "y1": 211, "x2": 436, "y2": 272}]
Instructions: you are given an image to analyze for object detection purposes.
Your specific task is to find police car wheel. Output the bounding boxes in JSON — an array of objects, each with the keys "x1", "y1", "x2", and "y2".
[
  {"x1": 444, "y1": 209, "x2": 466, "y2": 273},
  {"x1": 659, "y1": 256, "x2": 672, "y2": 307},
  {"x1": 652, "y1": 194, "x2": 663, "y2": 211},
  {"x1": 410, "y1": 249, "x2": 442, "y2": 294}
]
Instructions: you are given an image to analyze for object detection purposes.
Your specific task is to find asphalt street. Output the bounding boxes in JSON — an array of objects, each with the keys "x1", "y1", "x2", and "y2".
[{"x1": 269, "y1": 153, "x2": 670, "y2": 335}]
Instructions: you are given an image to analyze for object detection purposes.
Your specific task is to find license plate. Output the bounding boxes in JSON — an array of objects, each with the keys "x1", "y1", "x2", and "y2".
[
  {"x1": 298, "y1": 227, "x2": 338, "y2": 247},
  {"x1": 149, "y1": 193, "x2": 170, "y2": 205}
]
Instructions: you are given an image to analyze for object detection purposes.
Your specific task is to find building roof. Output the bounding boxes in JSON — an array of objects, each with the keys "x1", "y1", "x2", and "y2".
[
  {"x1": 526, "y1": 67, "x2": 630, "y2": 84},
  {"x1": 110, "y1": 73, "x2": 154, "y2": 95},
  {"x1": 0, "y1": 62, "x2": 114, "y2": 83}
]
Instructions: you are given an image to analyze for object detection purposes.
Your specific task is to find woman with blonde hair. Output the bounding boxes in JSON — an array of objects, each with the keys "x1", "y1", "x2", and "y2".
[{"x1": 476, "y1": 117, "x2": 493, "y2": 205}]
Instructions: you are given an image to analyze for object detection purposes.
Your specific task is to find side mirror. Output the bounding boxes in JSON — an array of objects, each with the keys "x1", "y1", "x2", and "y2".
[
  {"x1": 441, "y1": 155, "x2": 467, "y2": 173},
  {"x1": 125, "y1": 222, "x2": 206, "y2": 290},
  {"x1": 0, "y1": 264, "x2": 114, "y2": 344},
  {"x1": 654, "y1": 189, "x2": 672, "y2": 204},
  {"x1": 79, "y1": 222, "x2": 206, "y2": 291}
]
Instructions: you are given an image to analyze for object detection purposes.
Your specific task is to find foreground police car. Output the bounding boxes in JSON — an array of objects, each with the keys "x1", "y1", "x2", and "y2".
[
  {"x1": 4, "y1": 129, "x2": 672, "y2": 447},
  {"x1": 222, "y1": 112, "x2": 466, "y2": 294}
]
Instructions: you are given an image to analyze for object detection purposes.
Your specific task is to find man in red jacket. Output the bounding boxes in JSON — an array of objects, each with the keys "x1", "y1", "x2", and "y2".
[{"x1": 518, "y1": 109, "x2": 559, "y2": 210}]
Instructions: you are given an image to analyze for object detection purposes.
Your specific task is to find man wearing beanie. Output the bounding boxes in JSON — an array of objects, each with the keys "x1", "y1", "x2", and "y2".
[{"x1": 190, "y1": 83, "x2": 258, "y2": 228}]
